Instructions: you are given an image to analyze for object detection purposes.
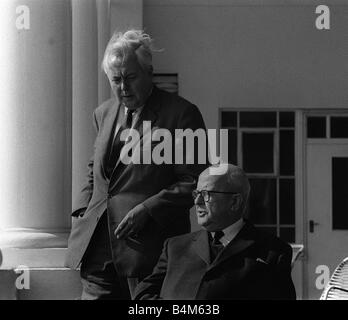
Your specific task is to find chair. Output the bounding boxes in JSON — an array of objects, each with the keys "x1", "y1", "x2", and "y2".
[
  {"x1": 291, "y1": 244, "x2": 304, "y2": 269},
  {"x1": 320, "y1": 257, "x2": 348, "y2": 300}
]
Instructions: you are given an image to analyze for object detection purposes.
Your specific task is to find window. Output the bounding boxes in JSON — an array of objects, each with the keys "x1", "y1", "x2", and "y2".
[
  {"x1": 331, "y1": 117, "x2": 348, "y2": 138},
  {"x1": 307, "y1": 117, "x2": 326, "y2": 138},
  {"x1": 221, "y1": 110, "x2": 296, "y2": 243},
  {"x1": 332, "y1": 157, "x2": 348, "y2": 230},
  {"x1": 306, "y1": 115, "x2": 348, "y2": 139}
]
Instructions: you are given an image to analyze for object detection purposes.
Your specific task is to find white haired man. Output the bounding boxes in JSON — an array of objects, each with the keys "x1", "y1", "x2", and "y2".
[
  {"x1": 134, "y1": 164, "x2": 296, "y2": 300},
  {"x1": 65, "y1": 30, "x2": 207, "y2": 299}
]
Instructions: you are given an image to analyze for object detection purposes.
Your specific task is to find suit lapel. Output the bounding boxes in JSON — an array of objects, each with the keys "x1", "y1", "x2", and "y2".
[
  {"x1": 109, "y1": 86, "x2": 160, "y2": 185},
  {"x1": 192, "y1": 230, "x2": 211, "y2": 265},
  {"x1": 99, "y1": 100, "x2": 120, "y2": 180},
  {"x1": 131, "y1": 94, "x2": 158, "y2": 144}
]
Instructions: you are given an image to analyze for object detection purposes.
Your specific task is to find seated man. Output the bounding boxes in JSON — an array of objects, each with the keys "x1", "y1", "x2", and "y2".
[{"x1": 134, "y1": 164, "x2": 296, "y2": 300}]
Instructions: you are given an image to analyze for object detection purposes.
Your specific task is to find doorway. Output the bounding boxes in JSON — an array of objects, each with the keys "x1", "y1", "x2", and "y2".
[{"x1": 305, "y1": 113, "x2": 348, "y2": 299}]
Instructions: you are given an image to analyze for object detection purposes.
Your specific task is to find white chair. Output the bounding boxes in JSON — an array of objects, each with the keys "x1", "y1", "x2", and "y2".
[{"x1": 320, "y1": 257, "x2": 348, "y2": 300}]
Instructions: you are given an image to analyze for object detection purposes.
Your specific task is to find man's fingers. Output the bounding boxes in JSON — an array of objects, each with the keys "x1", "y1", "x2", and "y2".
[
  {"x1": 115, "y1": 219, "x2": 127, "y2": 236},
  {"x1": 115, "y1": 219, "x2": 133, "y2": 239},
  {"x1": 114, "y1": 222, "x2": 124, "y2": 235}
]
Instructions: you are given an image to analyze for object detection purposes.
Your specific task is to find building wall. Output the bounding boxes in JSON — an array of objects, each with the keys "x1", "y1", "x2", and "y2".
[{"x1": 144, "y1": 0, "x2": 348, "y2": 132}]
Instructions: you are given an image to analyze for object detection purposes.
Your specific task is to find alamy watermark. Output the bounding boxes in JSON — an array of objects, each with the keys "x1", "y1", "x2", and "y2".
[
  {"x1": 14, "y1": 265, "x2": 30, "y2": 290},
  {"x1": 15, "y1": 5, "x2": 30, "y2": 30},
  {"x1": 116, "y1": 121, "x2": 229, "y2": 174}
]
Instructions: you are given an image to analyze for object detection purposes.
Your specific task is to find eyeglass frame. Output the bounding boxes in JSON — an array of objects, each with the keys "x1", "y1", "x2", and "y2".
[{"x1": 192, "y1": 189, "x2": 240, "y2": 203}]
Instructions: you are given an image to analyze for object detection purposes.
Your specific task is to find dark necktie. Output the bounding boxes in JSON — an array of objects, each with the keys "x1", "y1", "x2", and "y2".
[
  {"x1": 210, "y1": 230, "x2": 224, "y2": 261},
  {"x1": 105, "y1": 109, "x2": 134, "y2": 178}
]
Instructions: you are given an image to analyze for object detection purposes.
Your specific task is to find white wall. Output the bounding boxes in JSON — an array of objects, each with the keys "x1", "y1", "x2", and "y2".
[{"x1": 144, "y1": 1, "x2": 348, "y2": 131}]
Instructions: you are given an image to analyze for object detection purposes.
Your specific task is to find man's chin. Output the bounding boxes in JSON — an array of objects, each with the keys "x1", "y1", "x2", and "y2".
[{"x1": 197, "y1": 218, "x2": 209, "y2": 229}]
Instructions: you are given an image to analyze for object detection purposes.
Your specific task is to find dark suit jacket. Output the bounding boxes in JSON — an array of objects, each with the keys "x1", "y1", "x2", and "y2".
[
  {"x1": 134, "y1": 222, "x2": 296, "y2": 300},
  {"x1": 65, "y1": 87, "x2": 207, "y2": 277}
]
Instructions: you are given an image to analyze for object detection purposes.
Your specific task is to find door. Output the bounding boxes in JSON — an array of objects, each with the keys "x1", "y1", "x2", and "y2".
[{"x1": 306, "y1": 141, "x2": 348, "y2": 299}]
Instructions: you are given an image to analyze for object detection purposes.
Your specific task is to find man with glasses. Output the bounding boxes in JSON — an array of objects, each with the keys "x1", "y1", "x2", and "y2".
[{"x1": 134, "y1": 164, "x2": 296, "y2": 300}]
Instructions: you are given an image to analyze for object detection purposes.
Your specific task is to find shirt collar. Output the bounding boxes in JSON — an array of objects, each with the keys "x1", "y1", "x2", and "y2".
[
  {"x1": 124, "y1": 104, "x2": 144, "y2": 116},
  {"x1": 211, "y1": 218, "x2": 245, "y2": 247}
]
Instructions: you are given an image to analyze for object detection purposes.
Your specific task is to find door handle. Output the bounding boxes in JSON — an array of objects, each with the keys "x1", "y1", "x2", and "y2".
[{"x1": 309, "y1": 220, "x2": 320, "y2": 233}]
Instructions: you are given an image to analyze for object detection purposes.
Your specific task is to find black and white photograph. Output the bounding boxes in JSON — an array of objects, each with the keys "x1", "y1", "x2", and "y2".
[{"x1": 0, "y1": 0, "x2": 347, "y2": 306}]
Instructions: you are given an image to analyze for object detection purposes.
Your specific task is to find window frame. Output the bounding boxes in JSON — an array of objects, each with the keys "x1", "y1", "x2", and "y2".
[{"x1": 220, "y1": 108, "x2": 296, "y2": 243}]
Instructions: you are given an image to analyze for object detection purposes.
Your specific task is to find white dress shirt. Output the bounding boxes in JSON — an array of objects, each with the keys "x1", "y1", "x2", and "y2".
[{"x1": 211, "y1": 218, "x2": 245, "y2": 247}]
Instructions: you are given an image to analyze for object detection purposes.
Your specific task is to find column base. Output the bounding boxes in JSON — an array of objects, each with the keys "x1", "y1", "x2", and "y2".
[
  {"x1": 0, "y1": 228, "x2": 70, "y2": 269},
  {"x1": 0, "y1": 228, "x2": 69, "y2": 249}
]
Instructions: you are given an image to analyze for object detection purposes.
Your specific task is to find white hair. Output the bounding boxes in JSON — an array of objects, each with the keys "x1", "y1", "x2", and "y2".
[
  {"x1": 205, "y1": 163, "x2": 251, "y2": 213},
  {"x1": 102, "y1": 29, "x2": 158, "y2": 74}
]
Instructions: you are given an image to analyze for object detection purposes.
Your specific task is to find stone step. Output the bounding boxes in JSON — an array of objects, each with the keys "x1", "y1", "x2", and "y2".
[{"x1": 0, "y1": 268, "x2": 81, "y2": 300}]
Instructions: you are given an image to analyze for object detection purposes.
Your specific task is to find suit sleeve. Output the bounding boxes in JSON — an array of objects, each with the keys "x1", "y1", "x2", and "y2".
[
  {"x1": 134, "y1": 239, "x2": 170, "y2": 300},
  {"x1": 141, "y1": 104, "x2": 208, "y2": 228},
  {"x1": 71, "y1": 111, "x2": 99, "y2": 217}
]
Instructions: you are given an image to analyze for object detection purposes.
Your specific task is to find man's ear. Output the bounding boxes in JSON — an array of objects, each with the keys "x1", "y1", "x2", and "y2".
[{"x1": 230, "y1": 195, "x2": 242, "y2": 212}]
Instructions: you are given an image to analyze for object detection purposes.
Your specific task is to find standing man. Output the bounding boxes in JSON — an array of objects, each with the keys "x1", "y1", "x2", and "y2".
[
  {"x1": 134, "y1": 164, "x2": 296, "y2": 300},
  {"x1": 65, "y1": 30, "x2": 207, "y2": 299}
]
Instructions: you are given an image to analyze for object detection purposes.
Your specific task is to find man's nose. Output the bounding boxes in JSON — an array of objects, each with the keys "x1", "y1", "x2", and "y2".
[
  {"x1": 194, "y1": 193, "x2": 204, "y2": 205},
  {"x1": 120, "y1": 79, "x2": 129, "y2": 91}
]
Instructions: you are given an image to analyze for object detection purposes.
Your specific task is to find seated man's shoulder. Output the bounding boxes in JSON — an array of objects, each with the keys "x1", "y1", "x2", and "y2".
[{"x1": 252, "y1": 225, "x2": 292, "y2": 256}]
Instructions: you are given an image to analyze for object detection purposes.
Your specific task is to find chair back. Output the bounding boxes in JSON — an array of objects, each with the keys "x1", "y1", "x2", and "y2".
[{"x1": 320, "y1": 257, "x2": 348, "y2": 300}]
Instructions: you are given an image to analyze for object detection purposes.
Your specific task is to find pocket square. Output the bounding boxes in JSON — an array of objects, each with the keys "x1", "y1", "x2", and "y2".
[{"x1": 256, "y1": 258, "x2": 269, "y2": 265}]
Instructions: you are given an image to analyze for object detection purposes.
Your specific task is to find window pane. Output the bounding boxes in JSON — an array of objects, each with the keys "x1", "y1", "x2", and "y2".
[
  {"x1": 279, "y1": 130, "x2": 295, "y2": 175},
  {"x1": 248, "y1": 178, "x2": 277, "y2": 224},
  {"x1": 221, "y1": 111, "x2": 237, "y2": 128},
  {"x1": 307, "y1": 117, "x2": 326, "y2": 138},
  {"x1": 242, "y1": 132, "x2": 274, "y2": 173},
  {"x1": 330, "y1": 117, "x2": 348, "y2": 138},
  {"x1": 279, "y1": 179, "x2": 295, "y2": 224},
  {"x1": 227, "y1": 129, "x2": 237, "y2": 165},
  {"x1": 279, "y1": 227, "x2": 295, "y2": 243},
  {"x1": 280, "y1": 112, "x2": 295, "y2": 127},
  {"x1": 240, "y1": 112, "x2": 276, "y2": 128},
  {"x1": 332, "y1": 158, "x2": 348, "y2": 229}
]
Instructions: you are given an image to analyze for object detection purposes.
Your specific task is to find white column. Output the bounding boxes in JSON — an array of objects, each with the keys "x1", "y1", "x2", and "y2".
[
  {"x1": 0, "y1": 0, "x2": 72, "y2": 250},
  {"x1": 71, "y1": 0, "x2": 99, "y2": 207},
  {"x1": 97, "y1": 0, "x2": 111, "y2": 104}
]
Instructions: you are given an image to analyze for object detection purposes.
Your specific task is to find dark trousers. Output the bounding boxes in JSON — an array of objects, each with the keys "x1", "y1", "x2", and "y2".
[{"x1": 80, "y1": 211, "x2": 140, "y2": 300}]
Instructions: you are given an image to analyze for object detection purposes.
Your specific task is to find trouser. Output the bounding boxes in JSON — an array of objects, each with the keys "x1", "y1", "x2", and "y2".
[{"x1": 80, "y1": 211, "x2": 140, "y2": 300}]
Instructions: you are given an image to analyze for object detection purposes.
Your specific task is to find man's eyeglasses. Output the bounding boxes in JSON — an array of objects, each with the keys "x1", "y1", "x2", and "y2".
[{"x1": 192, "y1": 190, "x2": 240, "y2": 203}]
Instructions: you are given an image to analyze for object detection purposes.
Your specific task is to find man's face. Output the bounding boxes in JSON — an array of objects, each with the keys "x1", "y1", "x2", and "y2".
[
  {"x1": 195, "y1": 174, "x2": 239, "y2": 232},
  {"x1": 107, "y1": 54, "x2": 153, "y2": 110}
]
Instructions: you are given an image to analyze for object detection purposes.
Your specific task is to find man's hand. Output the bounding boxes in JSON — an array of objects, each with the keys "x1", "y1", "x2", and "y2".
[{"x1": 114, "y1": 203, "x2": 150, "y2": 239}]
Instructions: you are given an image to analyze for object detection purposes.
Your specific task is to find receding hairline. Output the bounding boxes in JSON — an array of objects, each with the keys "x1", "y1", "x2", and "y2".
[{"x1": 199, "y1": 165, "x2": 250, "y2": 195}]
